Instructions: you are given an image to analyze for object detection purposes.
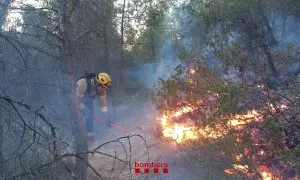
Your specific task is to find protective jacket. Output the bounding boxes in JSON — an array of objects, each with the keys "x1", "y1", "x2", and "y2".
[{"x1": 76, "y1": 77, "x2": 108, "y2": 112}]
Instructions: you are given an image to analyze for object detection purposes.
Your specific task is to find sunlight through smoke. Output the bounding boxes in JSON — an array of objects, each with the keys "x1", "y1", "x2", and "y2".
[{"x1": 3, "y1": 0, "x2": 44, "y2": 31}]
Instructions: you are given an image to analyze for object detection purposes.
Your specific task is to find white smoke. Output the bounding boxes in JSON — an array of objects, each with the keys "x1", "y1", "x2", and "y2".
[{"x1": 128, "y1": 41, "x2": 182, "y2": 89}]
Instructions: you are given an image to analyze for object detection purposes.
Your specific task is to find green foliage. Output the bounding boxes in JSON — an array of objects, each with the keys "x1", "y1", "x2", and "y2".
[
  {"x1": 153, "y1": 77, "x2": 180, "y2": 111},
  {"x1": 215, "y1": 43, "x2": 248, "y2": 71},
  {"x1": 290, "y1": 85, "x2": 300, "y2": 97},
  {"x1": 287, "y1": 42, "x2": 295, "y2": 51},
  {"x1": 263, "y1": 118, "x2": 283, "y2": 151},
  {"x1": 153, "y1": 62, "x2": 245, "y2": 115},
  {"x1": 276, "y1": 145, "x2": 300, "y2": 174},
  {"x1": 213, "y1": 83, "x2": 243, "y2": 113},
  {"x1": 276, "y1": 145, "x2": 300, "y2": 173},
  {"x1": 130, "y1": 0, "x2": 169, "y2": 62},
  {"x1": 294, "y1": 145, "x2": 300, "y2": 155},
  {"x1": 149, "y1": 1, "x2": 300, "y2": 179},
  {"x1": 146, "y1": 7, "x2": 166, "y2": 28},
  {"x1": 187, "y1": 0, "x2": 300, "y2": 25},
  {"x1": 186, "y1": 0, "x2": 255, "y2": 25},
  {"x1": 276, "y1": 150, "x2": 292, "y2": 162},
  {"x1": 177, "y1": 49, "x2": 191, "y2": 60},
  {"x1": 296, "y1": 165, "x2": 300, "y2": 175}
]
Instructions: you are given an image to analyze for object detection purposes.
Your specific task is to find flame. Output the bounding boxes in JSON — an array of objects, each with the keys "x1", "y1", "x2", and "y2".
[
  {"x1": 224, "y1": 168, "x2": 234, "y2": 175},
  {"x1": 158, "y1": 106, "x2": 263, "y2": 143},
  {"x1": 159, "y1": 106, "x2": 198, "y2": 143},
  {"x1": 163, "y1": 124, "x2": 198, "y2": 143},
  {"x1": 156, "y1": 67, "x2": 290, "y2": 178},
  {"x1": 233, "y1": 164, "x2": 251, "y2": 174},
  {"x1": 173, "y1": 106, "x2": 193, "y2": 117},
  {"x1": 257, "y1": 84, "x2": 265, "y2": 88},
  {"x1": 268, "y1": 102, "x2": 289, "y2": 113},
  {"x1": 280, "y1": 104, "x2": 288, "y2": 109},
  {"x1": 190, "y1": 69, "x2": 196, "y2": 74},
  {"x1": 235, "y1": 154, "x2": 243, "y2": 161},
  {"x1": 159, "y1": 107, "x2": 274, "y2": 178},
  {"x1": 225, "y1": 165, "x2": 275, "y2": 179},
  {"x1": 257, "y1": 166, "x2": 278, "y2": 180},
  {"x1": 188, "y1": 79, "x2": 197, "y2": 85},
  {"x1": 198, "y1": 126, "x2": 224, "y2": 138},
  {"x1": 228, "y1": 110, "x2": 262, "y2": 127},
  {"x1": 224, "y1": 164, "x2": 255, "y2": 176},
  {"x1": 157, "y1": 105, "x2": 287, "y2": 179},
  {"x1": 261, "y1": 171, "x2": 272, "y2": 180}
]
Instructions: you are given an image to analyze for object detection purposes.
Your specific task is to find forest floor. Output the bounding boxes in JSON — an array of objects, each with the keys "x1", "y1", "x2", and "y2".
[{"x1": 87, "y1": 99, "x2": 242, "y2": 180}]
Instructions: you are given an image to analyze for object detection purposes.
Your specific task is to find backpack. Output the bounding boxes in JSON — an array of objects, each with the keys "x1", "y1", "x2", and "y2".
[{"x1": 79, "y1": 72, "x2": 97, "y2": 98}]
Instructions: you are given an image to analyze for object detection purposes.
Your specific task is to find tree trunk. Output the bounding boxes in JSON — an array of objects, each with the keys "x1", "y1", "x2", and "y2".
[
  {"x1": 0, "y1": 114, "x2": 3, "y2": 179},
  {"x1": 256, "y1": 3, "x2": 278, "y2": 77},
  {"x1": 282, "y1": 14, "x2": 288, "y2": 41},
  {"x1": 111, "y1": 0, "x2": 126, "y2": 122},
  {"x1": 103, "y1": 26, "x2": 117, "y2": 122},
  {"x1": 56, "y1": 0, "x2": 88, "y2": 179},
  {"x1": 103, "y1": 27, "x2": 110, "y2": 64},
  {"x1": 261, "y1": 42, "x2": 278, "y2": 77},
  {"x1": 0, "y1": 0, "x2": 10, "y2": 177},
  {"x1": 257, "y1": 4, "x2": 277, "y2": 46},
  {"x1": 120, "y1": 0, "x2": 126, "y2": 84},
  {"x1": 151, "y1": 34, "x2": 155, "y2": 58}
]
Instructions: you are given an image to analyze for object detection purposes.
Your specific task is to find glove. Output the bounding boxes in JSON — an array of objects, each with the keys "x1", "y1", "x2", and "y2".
[
  {"x1": 101, "y1": 106, "x2": 108, "y2": 112},
  {"x1": 79, "y1": 103, "x2": 85, "y2": 110}
]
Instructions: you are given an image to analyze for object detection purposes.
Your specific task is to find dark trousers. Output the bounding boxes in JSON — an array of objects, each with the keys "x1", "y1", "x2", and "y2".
[{"x1": 81, "y1": 98, "x2": 94, "y2": 133}]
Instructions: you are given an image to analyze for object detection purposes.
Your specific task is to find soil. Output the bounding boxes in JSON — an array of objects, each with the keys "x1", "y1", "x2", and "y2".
[{"x1": 86, "y1": 100, "x2": 242, "y2": 180}]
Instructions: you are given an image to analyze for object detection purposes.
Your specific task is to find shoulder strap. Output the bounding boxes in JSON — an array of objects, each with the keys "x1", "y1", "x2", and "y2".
[
  {"x1": 82, "y1": 72, "x2": 97, "y2": 97},
  {"x1": 85, "y1": 72, "x2": 96, "y2": 79}
]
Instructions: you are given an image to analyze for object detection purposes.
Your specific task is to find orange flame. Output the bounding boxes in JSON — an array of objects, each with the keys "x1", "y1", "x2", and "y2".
[
  {"x1": 225, "y1": 165, "x2": 275, "y2": 179},
  {"x1": 261, "y1": 171, "x2": 273, "y2": 180},
  {"x1": 235, "y1": 154, "x2": 243, "y2": 161},
  {"x1": 258, "y1": 166, "x2": 276, "y2": 180},
  {"x1": 160, "y1": 106, "x2": 197, "y2": 143},
  {"x1": 158, "y1": 103, "x2": 288, "y2": 179},
  {"x1": 228, "y1": 110, "x2": 262, "y2": 127},
  {"x1": 224, "y1": 164, "x2": 255, "y2": 176},
  {"x1": 158, "y1": 105, "x2": 263, "y2": 143},
  {"x1": 190, "y1": 69, "x2": 196, "y2": 74}
]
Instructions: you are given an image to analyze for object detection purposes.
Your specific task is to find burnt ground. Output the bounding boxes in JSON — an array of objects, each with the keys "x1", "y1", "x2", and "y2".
[{"x1": 87, "y1": 99, "x2": 243, "y2": 180}]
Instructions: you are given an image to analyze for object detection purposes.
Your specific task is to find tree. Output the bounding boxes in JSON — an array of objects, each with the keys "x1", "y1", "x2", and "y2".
[
  {"x1": 0, "y1": 0, "x2": 154, "y2": 179},
  {"x1": 56, "y1": 0, "x2": 89, "y2": 179},
  {"x1": 186, "y1": 0, "x2": 278, "y2": 76},
  {"x1": 0, "y1": 0, "x2": 11, "y2": 177},
  {"x1": 130, "y1": 0, "x2": 169, "y2": 63}
]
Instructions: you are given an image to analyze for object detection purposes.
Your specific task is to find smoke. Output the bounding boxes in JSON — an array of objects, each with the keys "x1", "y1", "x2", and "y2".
[
  {"x1": 127, "y1": 41, "x2": 182, "y2": 89},
  {"x1": 126, "y1": 5, "x2": 300, "y2": 90},
  {"x1": 269, "y1": 12, "x2": 300, "y2": 46}
]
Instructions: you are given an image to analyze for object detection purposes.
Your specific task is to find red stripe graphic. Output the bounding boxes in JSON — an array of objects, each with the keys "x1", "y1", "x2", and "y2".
[
  {"x1": 133, "y1": 168, "x2": 169, "y2": 174},
  {"x1": 144, "y1": 168, "x2": 150, "y2": 174},
  {"x1": 134, "y1": 168, "x2": 140, "y2": 174},
  {"x1": 133, "y1": 162, "x2": 169, "y2": 174}
]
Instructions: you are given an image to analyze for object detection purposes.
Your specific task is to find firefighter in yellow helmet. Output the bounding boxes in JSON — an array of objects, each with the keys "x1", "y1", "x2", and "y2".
[{"x1": 76, "y1": 72, "x2": 112, "y2": 140}]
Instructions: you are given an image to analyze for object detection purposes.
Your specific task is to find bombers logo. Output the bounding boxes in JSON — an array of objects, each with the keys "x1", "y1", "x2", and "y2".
[{"x1": 133, "y1": 161, "x2": 169, "y2": 174}]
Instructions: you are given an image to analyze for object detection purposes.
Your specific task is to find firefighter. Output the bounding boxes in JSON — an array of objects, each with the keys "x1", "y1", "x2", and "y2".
[{"x1": 76, "y1": 72, "x2": 112, "y2": 141}]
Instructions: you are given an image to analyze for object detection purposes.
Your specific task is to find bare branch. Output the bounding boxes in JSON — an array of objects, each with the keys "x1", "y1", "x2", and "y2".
[
  {"x1": 0, "y1": 33, "x2": 28, "y2": 70},
  {"x1": 7, "y1": 6, "x2": 58, "y2": 13},
  {"x1": 22, "y1": 23, "x2": 63, "y2": 42}
]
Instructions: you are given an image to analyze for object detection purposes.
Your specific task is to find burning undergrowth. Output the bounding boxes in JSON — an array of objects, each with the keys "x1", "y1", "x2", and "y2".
[{"x1": 153, "y1": 64, "x2": 300, "y2": 179}]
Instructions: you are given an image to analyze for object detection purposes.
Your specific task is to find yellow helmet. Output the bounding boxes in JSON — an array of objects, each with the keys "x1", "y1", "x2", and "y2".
[{"x1": 96, "y1": 72, "x2": 112, "y2": 87}]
